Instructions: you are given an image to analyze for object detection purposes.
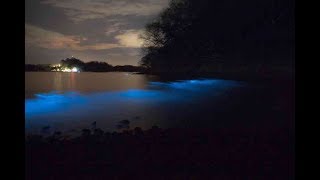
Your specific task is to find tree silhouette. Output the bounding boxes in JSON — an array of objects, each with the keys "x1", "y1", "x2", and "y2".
[
  {"x1": 60, "y1": 57, "x2": 85, "y2": 70},
  {"x1": 140, "y1": 0, "x2": 294, "y2": 75},
  {"x1": 84, "y1": 61, "x2": 113, "y2": 72}
]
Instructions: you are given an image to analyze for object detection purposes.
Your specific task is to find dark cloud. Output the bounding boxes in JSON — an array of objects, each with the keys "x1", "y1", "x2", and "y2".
[{"x1": 41, "y1": 0, "x2": 169, "y2": 22}]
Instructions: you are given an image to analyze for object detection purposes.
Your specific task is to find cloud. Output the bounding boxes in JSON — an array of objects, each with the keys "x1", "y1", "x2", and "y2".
[
  {"x1": 25, "y1": 24, "x2": 144, "y2": 50},
  {"x1": 105, "y1": 22, "x2": 127, "y2": 35},
  {"x1": 41, "y1": 0, "x2": 169, "y2": 22},
  {"x1": 25, "y1": 24, "x2": 80, "y2": 49},
  {"x1": 26, "y1": 24, "x2": 120, "y2": 50},
  {"x1": 115, "y1": 29, "x2": 144, "y2": 48}
]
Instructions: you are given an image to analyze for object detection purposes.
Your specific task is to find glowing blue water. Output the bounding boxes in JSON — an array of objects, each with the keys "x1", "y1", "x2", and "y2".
[{"x1": 25, "y1": 79, "x2": 245, "y2": 134}]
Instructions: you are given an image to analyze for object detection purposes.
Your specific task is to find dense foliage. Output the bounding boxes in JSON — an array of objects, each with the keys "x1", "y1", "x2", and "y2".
[
  {"x1": 60, "y1": 57, "x2": 86, "y2": 70},
  {"x1": 140, "y1": 0, "x2": 294, "y2": 75},
  {"x1": 83, "y1": 61, "x2": 113, "y2": 72}
]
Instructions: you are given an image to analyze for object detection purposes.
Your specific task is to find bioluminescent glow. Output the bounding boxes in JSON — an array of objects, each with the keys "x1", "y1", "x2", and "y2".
[
  {"x1": 119, "y1": 89, "x2": 162, "y2": 98},
  {"x1": 25, "y1": 92, "x2": 87, "y2": 116},
  {"x1": 149, "y1": 79, "x2": 242, "y2": 92},
  {"x1": 25, "y1": 79, "x2": 245, "y2": 133}
]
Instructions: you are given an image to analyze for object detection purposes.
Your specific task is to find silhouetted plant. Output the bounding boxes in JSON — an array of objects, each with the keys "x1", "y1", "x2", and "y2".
[
  {"x1": 134, "y1": 127, "x2": 144, "y2": 137},
  {"x1": 81, "y1": 129, "x2": 91, "y2": 137},
  {"x1": 53, "y1": 131, "x2": 62, "y2": 139},
  {"x1": 26, "y1": 134, "x2": 44, "y2": 145},
  {"x1": 91, "y1": 121, "x2": 97, "y2": 130},
  {"x1": 45, "y1": 131, "x2": 62, "y2": 144},
  {"x1": 117, "y1": 120, "x2": 130, "y2": 130},
  {"x1": 41, "y1": 126, "x2": 51, "y2": 135},
  {"x1": 60, "y1": 57, "x2": 85, "y2": 70},
  {"x1": 93, "y1": 128, "x2": 104, "y2": 137}
]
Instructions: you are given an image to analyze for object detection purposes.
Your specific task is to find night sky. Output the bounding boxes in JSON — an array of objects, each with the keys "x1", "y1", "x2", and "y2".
[{"x1": 25, "y1": 0, "x2": 169, "y2": 65}]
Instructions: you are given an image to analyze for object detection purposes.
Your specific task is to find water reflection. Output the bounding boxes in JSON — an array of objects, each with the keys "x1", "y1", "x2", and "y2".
[
  {"x1": 53, "y1": 72, "x2": 62, "y2": 91},
  {"x1": 25, "y1": 72, "x2": 151, "y2": 98}
]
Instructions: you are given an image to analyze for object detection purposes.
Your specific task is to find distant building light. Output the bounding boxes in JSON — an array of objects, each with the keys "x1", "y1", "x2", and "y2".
[
  {"x1": 51, "y1": 66, "x2": 79, "y2": 72},
  {"x1": 71, "y1": 67, "x2": 78, "y2": 72}
]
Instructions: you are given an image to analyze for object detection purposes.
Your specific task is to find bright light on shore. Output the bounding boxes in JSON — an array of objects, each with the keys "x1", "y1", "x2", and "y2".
[
  {"x1": 61, "y1": 68, "x2": 71, "y2": 72},
  {"x1": 51, "y1": 65, "x2": 79, "y2": 72},
  {"x1": 71, "y1": 67, "x2": 78, "y2": 72},
  {"x1": 60, "y1": 67, "x2": 79, "y2": 72}
]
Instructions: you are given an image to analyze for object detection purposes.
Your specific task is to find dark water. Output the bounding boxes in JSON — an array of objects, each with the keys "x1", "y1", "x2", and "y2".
[{"x1": 25, "y1": 72, "x2": 293, "y2": 135}]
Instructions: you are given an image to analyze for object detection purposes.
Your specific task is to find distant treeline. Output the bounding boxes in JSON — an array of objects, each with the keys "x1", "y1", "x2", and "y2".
[
  {"x1": 25, "y1": 64, "x2": 52, "y2": 72},
  {"x1": 25, "y1": 58, "x2": 146, "y2": 72}
]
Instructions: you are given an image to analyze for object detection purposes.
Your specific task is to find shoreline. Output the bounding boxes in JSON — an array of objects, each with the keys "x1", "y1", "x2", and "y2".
[
  {"x1": 26, "y1": 125, "x2": 294, "y2": 179},
  {"x1": 25, "y1": 70, "x2": 294, "y2": 82}
]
